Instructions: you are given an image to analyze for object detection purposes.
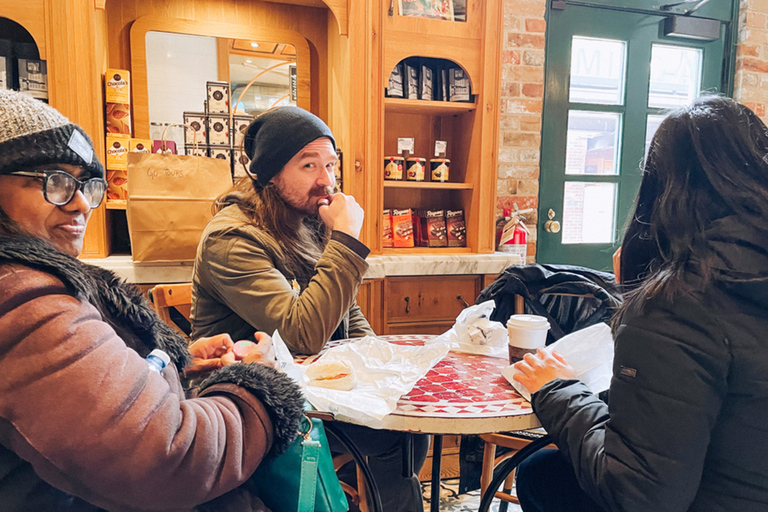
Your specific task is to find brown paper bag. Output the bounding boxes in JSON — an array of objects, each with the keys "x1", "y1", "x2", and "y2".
[{"x1": 126, "y1": 152, "x2": 232, "y2": 262}]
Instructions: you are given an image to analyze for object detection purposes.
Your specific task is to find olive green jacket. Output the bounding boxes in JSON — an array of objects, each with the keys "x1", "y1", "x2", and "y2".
[{"x1": 191, "y1": 204, "x2": 374, "y2": 354}]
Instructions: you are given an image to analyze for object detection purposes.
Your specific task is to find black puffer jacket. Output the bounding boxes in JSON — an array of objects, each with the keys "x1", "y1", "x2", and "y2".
[{"x1": 533, "y1": 216, "x2": 768, "y2": 512}]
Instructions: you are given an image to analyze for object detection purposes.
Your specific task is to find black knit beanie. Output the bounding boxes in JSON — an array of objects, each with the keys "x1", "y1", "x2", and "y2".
[
  {"x1": 244, "y1": 106, "x2": 335, "y2": 187},
  {"x1": 0, "y1": 89, "x2": 104, "y2": 179}
]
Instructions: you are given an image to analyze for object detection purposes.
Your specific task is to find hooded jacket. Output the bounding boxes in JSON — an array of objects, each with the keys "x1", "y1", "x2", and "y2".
[
  {"x1": 0, "y1": 236, "x2": 304, "y2": 512},
  {"x1": 532, "y1": 216, "x2": 768, "y2": 512},
  {"x1": 191, "y1": 204, "x2": 374, "y2": 355}
]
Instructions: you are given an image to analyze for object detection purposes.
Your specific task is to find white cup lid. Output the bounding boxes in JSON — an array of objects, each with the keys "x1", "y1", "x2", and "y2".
[{"x1": 506, "y1": 314, "x2": 550, "y2": 330}]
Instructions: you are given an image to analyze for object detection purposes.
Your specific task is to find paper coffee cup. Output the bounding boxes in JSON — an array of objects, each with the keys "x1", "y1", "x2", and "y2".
[{"x1": 507, "y1": 314, "x2": 550, "y2": 363}]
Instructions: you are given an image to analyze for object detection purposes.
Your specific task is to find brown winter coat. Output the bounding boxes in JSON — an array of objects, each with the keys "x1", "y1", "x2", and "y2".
[{"x1": 0, "y1": 236, "x2": 304, "y2": 512}]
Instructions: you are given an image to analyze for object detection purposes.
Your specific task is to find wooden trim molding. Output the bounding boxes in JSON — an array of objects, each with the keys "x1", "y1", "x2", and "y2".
[{"x1": 129, "y1": 16, "x2": 313, "y2": 139}]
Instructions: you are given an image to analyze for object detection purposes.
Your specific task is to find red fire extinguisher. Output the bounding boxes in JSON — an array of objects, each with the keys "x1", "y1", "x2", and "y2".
[{"x1": 498, "y1": 209, "x2": 530, "y2": 263}]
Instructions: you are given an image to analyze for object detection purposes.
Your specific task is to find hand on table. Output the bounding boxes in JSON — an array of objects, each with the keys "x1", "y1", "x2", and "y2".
[
  {"x1": 512, "y1": 349, "x2": 577, "y2": 395},
  {"x1": 220, "y1": 332, "x2": 280, "y2": 370},
  {"x1": 185, "y1": 332, "x2": 279, "y2": 378}
]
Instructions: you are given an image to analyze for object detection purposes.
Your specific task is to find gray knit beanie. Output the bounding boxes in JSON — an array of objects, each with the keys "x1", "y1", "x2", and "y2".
[
  {"x1": 244, "y1": 106, "x2": 335, "y2": 187},
  {"x1": 0, "y1": 89, "x2": 104, "y2": 178}
]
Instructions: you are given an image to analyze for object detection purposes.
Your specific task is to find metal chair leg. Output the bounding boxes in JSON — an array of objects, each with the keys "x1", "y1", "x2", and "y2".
[
  {"x1": 478, "y1": 436, "x2": 552, "y2": 512},
  {"x1": 323, "y1": 422, "x2": 384, "y2": 512}
]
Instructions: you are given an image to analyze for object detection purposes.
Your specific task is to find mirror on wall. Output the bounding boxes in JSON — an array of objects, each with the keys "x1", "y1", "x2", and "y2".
[{"x1": 145, "y1": 30, "x2": 297, "y2": 150}]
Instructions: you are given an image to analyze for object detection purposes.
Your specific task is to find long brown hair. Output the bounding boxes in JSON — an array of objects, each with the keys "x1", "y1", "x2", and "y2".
[{"x1": 214, "y1": 178, "x2": 329, "y2": 286}]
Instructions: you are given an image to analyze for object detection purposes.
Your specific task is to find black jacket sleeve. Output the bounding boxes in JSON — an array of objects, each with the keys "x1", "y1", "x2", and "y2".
[{"x1": 532, "y1": 295, "x2": 730, "y2": 512}]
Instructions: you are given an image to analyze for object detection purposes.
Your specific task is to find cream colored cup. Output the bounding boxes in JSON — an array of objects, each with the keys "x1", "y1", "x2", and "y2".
[{"x1": 507, "y1": 314, "x2": 550, "y2": 363}]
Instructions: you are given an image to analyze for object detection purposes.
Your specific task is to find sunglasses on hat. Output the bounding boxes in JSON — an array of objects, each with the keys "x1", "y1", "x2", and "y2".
[{"x1": 8, "y1": 170, "x2": 107, "y2": 209}]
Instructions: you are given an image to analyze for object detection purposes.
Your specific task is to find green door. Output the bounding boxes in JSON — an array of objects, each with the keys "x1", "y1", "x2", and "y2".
[{"x1": 536, "y1": 2, "x2": 731, "y2": 270}]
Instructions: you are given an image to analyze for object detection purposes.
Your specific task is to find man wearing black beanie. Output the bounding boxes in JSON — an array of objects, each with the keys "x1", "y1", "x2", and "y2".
[{"x1": 191, "y1": 106, "x2": 429, "y2": 512}]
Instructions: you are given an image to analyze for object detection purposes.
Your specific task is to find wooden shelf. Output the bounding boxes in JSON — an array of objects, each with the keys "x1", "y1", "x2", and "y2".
[
  {"x1": 384, "y1": 97, "x2": 476, "y2": 115},
  {"x1": 384, "y1": 181, "x2": 473, "y2": 190},
  {"x1": 381, "y1": 247, "x2": 473, "y2": 255},
  {"x1": 106, "y1": 200, "x2": 127, "y2": 210}
]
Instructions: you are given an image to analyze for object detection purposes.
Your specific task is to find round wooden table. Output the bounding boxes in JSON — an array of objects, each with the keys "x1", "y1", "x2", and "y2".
[{"x1": 298, "y1": 334, "x2": 541, "y2": 512}]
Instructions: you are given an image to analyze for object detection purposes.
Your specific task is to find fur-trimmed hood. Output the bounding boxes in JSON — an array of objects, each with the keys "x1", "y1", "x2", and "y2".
[
  {"x1": 0, "y1": 235, "x2": 304, "y2": 454},
  {"x1": 0, "y1": 235, "x2": 190, "y2": 367}
]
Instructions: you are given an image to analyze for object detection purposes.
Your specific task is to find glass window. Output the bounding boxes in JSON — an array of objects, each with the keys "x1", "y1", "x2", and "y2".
[
  {"x1": 565, "y1": 111, "x2": 621, "y2": 175},
  {"x1": 569, "y1": 36, "x2": 627, "y2": 105},
  {"x1": 562, "y1": 182, "x2": 617, "y2": 244},
  {"x1": 644, "y1": 114, "x2": 666, "y2": 162},
  {"x1": 648, "y1": 44, "x2": 702, "y2": 108}
]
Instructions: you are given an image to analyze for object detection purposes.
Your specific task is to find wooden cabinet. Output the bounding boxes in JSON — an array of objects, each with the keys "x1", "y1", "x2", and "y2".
[
  {"x1": 356, "y1": 275, "x2": 485, "y2": 335},
  {"x1": 365, "y1": 0, "x2": 503, "y2": 255}
]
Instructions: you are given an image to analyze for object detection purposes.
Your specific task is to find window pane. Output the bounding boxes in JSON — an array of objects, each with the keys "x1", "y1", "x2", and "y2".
[
  {"x1": 565, "y1": 111, "x2": 621, "y2": 175},
  {"x1": 569, "y1": 36, "x2": 627, "y2": 105},
  {"x1": 648, "y1": 45, "x2": 702, "y2": 108},
  {"x1": 644, "y1": 114, "x2": 666, "y2": 163},
  {"x1": 562, "y1": 182, "x2": 617, "y2": 244}
]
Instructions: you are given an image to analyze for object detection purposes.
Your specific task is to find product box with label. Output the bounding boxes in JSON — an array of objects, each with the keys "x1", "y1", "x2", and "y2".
[
  {"x1": 209, "y1": 146, "x2": 232, "y2": 165},
  {"x1": 105, "y1": 69, "x2": 130, "y2": 104},
  {"x1": 152, "y1": 140, "x2": 177, "y2": 155},
  {"x1": 383, "y1": 209, "x2": 393, "y2": 248},
  {"x1": 106, "y1": 103, "x2": 131, "y2": 135},
  {"x1": 207, "y1": 114, "x2": 230, "y2": 146},
  {"x1": 420, "y1": 210, "x2": 448, "y2": 247},
  {"x1": 449, "y1": 68, "x2": 471, "y2": 102},
  {"x1": 17, "y1": 59, "x2": 47, "y2": 101},
  {"x1": 183, "y1": 112, "x2": 207, "y2": 145},
  {"x1": 233, "y1": 148, "x2": 251, "y2": 178},
  {"x1": 232, "y1": 114, "x2": 253, "y2": 148},
  {"x1": 206, "y1": 81, "x2": 230, "y2": 114},
  {"x1": 446, "y1": 209, "x2": 467, "y2": 247},
  {"x1": 130, "y1": 138, "x2": 152, "y2": 154},
  {"x1": 106, "y1": 170, "x2": 128, "y2": 201},
  {"x1": 419, "y1": 65, "x2": 434, "y2": 101},
  {"x1": 386, "y1": 62, "x2": 404, "y2": 98},
  {"x1": 404, "y1": 62, "x2": 419, "y2": 101},
  {"x1": 392, "y1": 208, "x2": 415, "y2": 248},
  {"x1": 185, "y1": 145, "x2": 209, "y2": 158},
  {"x1": 106, "y1": 134, "x2": 130, "y2": 171},
  {"x1": 0, "y1": 40, "x2": 12, "y2": 90}
]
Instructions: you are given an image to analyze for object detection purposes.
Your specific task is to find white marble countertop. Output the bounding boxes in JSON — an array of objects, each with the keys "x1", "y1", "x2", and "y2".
[{"x1": 82, "y1": 252, "x2": 522, "y2": 284}]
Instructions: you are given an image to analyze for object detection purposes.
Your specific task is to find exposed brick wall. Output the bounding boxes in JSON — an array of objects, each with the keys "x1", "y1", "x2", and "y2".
[
  {"x1": 734, "y1": 0, "x2": 768, "y2": 116},
  {"x1": 498, "y1": 0, "x2": 756, "y2": 262},
  {"x1": 497, "y1": 0, "x2": 547, "y2": 262}
]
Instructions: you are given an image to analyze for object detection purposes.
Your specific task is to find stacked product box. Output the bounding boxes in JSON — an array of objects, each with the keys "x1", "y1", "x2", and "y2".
[
  {"x1": 417, "y1": 210, "x2": 448, "y2": 247},
  {"x1": 382, "y1": 209, "x2": 393, "y2": 248},
  {"x1": 391, "y1": 209, "x2": 415, "y2": 248},
  {"x1": 104, "y1": 69, "x2": 132, "y2": 202},
  {"x1": 183, "y1": 112, "x2": 208, "y2": 157},
  {"x1": 446, "y1": 210, "x2": 467, "y2": 247},
  {"x1": 17, "y1": 58, "x2": 47, "y2": 101}
]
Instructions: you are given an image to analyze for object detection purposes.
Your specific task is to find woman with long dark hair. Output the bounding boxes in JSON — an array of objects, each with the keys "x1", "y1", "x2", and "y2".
[{"x1": 512, "y1": 95, "x2": 768, "y2": 512}]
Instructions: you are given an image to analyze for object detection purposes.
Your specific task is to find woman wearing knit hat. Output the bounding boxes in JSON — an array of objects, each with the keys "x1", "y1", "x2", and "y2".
[
  {"x1": 0, "y1": 89, "x2": 304, "y2": 511},
  {"x1": 191, "y1": 106, "x2": 429, "y2": 512}
]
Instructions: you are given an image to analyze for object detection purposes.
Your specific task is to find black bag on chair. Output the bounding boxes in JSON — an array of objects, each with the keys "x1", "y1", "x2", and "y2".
[{"x1": 459, "y1": 263, "x2": 623, "y2": 494}]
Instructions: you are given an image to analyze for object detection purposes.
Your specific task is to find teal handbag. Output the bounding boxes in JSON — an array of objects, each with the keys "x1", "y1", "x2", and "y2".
[{"x1": 251, "y1": 415, "x2": 349, "y2": 512}]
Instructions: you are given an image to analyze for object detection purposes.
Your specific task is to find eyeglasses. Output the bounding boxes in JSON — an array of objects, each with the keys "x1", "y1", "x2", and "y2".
[{"x1": 8, "y1": 170, "x2": 107, "y2": 209}]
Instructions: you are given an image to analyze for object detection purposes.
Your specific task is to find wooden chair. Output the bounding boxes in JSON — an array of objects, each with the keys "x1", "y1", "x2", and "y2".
[
  {"x1": 148, "y1": 283, "x2": 372, "y2": 511},
  {"x1": 148, "y1": 283, "x2": 193, "y2": 340}
]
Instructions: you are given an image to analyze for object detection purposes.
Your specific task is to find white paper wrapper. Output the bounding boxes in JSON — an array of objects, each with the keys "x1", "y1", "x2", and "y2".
[
  {"x1": 502, "y1": 322, "x2": 614, "y2": 401},
  {"x1": 427, "y1": 300, "x2": 509, "y2": 359},
  {"x1": 275, "y1": 334, "x2": 449, "y2": 428}
]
